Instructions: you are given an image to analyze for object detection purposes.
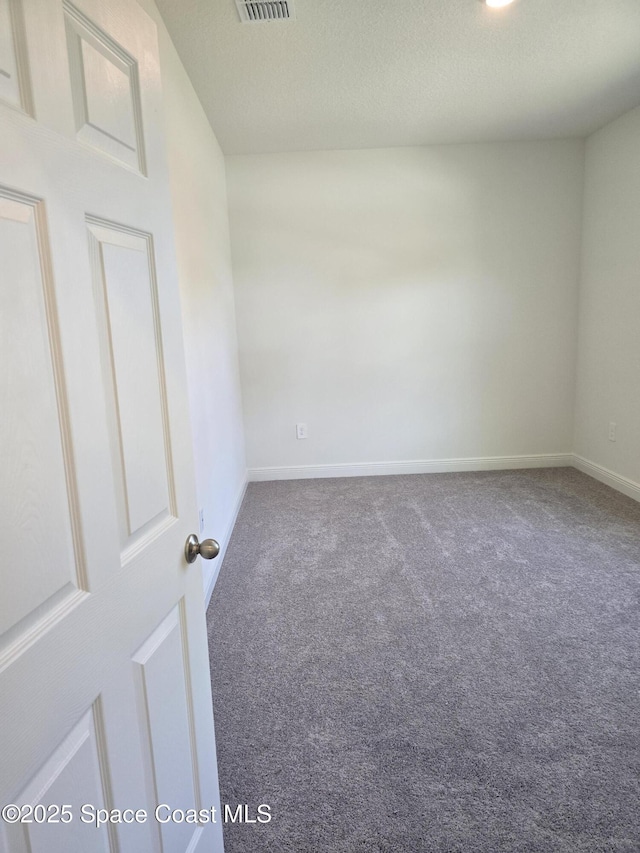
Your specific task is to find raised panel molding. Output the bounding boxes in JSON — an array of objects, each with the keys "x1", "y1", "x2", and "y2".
[
  {"x1": 3, "y1": 705, "x2": 114, "y2": 853},
  {"x1": 86, "y1": 218, "x2": 176, "y2": 560},
  {"x1": 132, "y1": 604, "x2": 203, "y2": 853},
  {"x1": 0, "y1": 0, "x2": 32, "y2": 113},
  {"x1": 63, "y1": 0, "x2": 145, "y2": 173},
  {"x1": 0, "y1": 187, "x2": 86, "y2": 669}
]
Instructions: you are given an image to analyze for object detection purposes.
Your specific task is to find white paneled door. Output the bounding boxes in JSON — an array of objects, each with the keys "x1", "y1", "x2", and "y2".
[{"x1": 0, "y1": 1, "x2": 224, "y2": 851}]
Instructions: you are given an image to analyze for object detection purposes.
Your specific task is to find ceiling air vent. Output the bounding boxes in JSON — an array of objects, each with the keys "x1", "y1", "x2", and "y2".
[{"x1": 235, "y1": 0, "x2": 294, "y2": 22}]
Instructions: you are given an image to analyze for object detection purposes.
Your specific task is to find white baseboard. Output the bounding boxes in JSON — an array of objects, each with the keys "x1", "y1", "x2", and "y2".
[
  {"x1": 204, "y1": 476, "x2": 248, "y2": 607},
  {"x1": 248, "y1": 453, "x2": 573, "y2": 482},
  {"x1": 572, "y1": 455, "x2": 640, "y2": 504}
]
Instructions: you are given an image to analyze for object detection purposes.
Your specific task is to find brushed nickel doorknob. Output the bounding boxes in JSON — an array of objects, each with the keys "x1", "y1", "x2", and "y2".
[{"x1": 185, "y1": 534, "x2": 220, "y2": 564}]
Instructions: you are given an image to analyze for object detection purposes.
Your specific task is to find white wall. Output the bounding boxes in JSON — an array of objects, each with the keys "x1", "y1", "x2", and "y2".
[
  {"x1": 140, "y1": 0, "x2": 246, "y2": 595},
  {"x1": 574, "y1": 106, "x2": 640, "y2": 492},
  {"x1": 228, "y1": 142, "x2": 585, "y2": 475}
]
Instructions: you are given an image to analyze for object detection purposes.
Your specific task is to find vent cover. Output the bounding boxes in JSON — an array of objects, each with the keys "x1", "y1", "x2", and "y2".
[{"x1": 235, "y1": 0, "x2": 294, "y2": 22}]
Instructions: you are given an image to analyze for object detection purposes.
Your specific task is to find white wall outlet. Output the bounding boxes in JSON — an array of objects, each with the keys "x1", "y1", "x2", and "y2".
[
  {"x1": 198, "y1": 508, "x2": 205, "y2": 533},
  {"x1": 296, "y1": 422, "x2": 308, "y2": 440},
  {"x1": 608, "y1": 422, "x2": 617, "y2": 442}
]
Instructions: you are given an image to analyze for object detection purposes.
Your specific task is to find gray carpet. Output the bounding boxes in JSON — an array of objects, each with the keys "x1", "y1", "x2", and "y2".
[{"x1": 206, "y1": 468, "x2": 640, "y2": 852}]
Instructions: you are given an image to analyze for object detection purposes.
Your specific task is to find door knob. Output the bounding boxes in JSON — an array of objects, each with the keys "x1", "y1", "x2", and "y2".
[{"x1": 184, "y1": 533, "x2": 220, "y2": 563}]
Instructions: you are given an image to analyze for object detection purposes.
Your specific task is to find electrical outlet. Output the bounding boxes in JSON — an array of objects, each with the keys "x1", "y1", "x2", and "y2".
[
  {"x1": 199, "y1": 508, "x2": 205, "y2": 533},
  {"x1": 608, "y1": 422, "x2": 617, "y2": 442},
  {"x1": 296, "y1": 423, "x2": 308, "y2": 440}
]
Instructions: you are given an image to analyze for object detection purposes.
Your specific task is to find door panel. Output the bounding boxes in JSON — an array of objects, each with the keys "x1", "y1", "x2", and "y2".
[
  {"x1": 0, "y1": 189, "x2": 84, "y2": 649},
  {"x1": 133, "y1": 606, "x2": 204, "y2": 853},
  {"x1": 0, "y1": 0, "x2": 29, "y2": 112},
  {"x1": 0, "y1": 1, "x2": 224, "y2": 851},
  {"x1": 5, "y1": 709, "x2": 112, "y2": 853},
  {"x1": 87, "y1": 220, "x2": 175, "y2": 552},
  {"x1": 64, "y1": 2, "x2": 145, "y2": 172}
]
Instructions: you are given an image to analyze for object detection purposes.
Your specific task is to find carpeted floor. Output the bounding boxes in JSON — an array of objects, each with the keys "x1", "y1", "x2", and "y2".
[{"x1": 206, "y1": 467, "x2": 640, "y2": 852}]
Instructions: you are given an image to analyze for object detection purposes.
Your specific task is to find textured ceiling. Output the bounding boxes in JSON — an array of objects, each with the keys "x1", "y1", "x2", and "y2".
[{"x1": 155, "y1": 0, "x2": 640, "y2": 155}]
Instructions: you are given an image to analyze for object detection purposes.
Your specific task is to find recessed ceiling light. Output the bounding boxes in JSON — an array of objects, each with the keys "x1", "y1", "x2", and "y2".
[{"x1": 485, "y1": 0, "x2": 516, "y2": 7}]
